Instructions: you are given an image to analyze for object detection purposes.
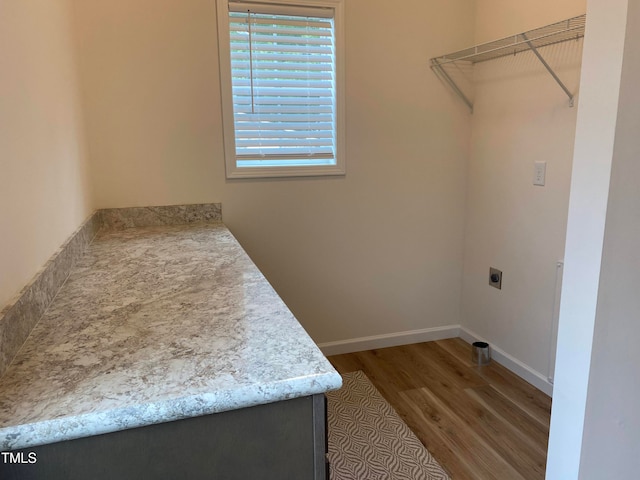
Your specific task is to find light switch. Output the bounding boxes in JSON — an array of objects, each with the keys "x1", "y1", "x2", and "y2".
[{"x1": 534, "y1": 161, "x2": 546, "y2": 186}]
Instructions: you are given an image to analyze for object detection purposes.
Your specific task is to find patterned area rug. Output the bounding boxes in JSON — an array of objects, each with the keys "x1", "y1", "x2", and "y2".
[{"x1": 327, "y1": 371, "x2": 450, "y2": 480}]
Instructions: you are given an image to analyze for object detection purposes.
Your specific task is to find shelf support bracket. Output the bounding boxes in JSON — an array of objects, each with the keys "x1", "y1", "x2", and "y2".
[
  {"x1": 521, "y1": 33, "x2": 575, "y2": 107},
  {"x1": 431, "y1": 60, "x2": 474, "y2": 113}
]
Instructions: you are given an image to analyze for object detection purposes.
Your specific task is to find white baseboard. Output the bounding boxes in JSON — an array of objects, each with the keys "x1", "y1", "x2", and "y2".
[
  {"x1": 459, "y1": 327, "x2": 554, "y2": 397},
  {"x1": 317, "y1": 325, "x2": 460, "y2": 357},
  {"x1": 318, "y1": 325, "x2": 554, "y2": 397}
]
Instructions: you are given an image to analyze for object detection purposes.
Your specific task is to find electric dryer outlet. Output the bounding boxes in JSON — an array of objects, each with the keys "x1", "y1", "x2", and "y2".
[{"x1": 489, "y1": 268, "x2": 502, "y2": 289}]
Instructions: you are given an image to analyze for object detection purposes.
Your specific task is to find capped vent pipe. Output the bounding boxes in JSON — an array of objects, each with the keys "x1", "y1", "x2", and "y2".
[{"x1": 472, "y1": 342, "x2": 491, "y2": 366}]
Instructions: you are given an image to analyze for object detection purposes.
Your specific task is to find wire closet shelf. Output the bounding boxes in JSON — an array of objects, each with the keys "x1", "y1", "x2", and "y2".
[{"x1": 430, "y1": 14, "x2": 586, "y2": 112}]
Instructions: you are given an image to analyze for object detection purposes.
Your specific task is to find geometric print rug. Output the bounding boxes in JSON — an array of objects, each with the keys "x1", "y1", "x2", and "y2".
[{"x1": 326, "y1": 371, "x2": 450, "y2": 480}]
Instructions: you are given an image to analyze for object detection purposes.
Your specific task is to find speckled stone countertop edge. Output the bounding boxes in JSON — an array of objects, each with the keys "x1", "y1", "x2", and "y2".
[
  {"x1": 0, "y1": 373, "x2": 341, "y2": 451},
  {"x1": 0, "y1": 221, "x2": 343, "y2": 451}
]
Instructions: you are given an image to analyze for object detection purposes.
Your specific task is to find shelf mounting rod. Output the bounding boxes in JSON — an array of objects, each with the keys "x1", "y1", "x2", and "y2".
[
  {"x1": 431, "y1": 61, "x2": 473, "y2": 113},
  {"x1": 521, "y1": 33, "x2": 575, "y2": 106}
]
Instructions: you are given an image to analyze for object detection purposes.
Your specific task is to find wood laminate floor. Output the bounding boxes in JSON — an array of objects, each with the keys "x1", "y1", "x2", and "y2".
[{"x1": 328, "y1": 338, "x2": 552, "y2": 480}]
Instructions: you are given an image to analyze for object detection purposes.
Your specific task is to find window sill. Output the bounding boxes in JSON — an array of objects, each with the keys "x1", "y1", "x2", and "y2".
[{"x1": 226, "y1": 164, "x2": 346, "y2": 179}]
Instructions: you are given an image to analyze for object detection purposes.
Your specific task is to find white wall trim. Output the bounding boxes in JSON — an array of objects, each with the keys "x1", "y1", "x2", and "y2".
[
  {"x1": 318, "y1": 325, "x2": 554, "y2": 397},
  {"x1": 459, "y1": 327, "x2": 554, "y2": 396},
  {"x1": 317, "y1": 325, "x2": 460, "y2": 357}
]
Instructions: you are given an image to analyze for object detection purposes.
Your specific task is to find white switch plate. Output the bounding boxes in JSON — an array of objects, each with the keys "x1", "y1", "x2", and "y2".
[{"x1": 534, "y1": 161, "x2": 546, "y2": 186}]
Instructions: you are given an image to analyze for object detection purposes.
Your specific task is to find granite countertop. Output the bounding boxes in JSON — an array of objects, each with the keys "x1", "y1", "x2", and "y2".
[{"x1": 0, "y1": 223, "x2": 341, "y2": 451}]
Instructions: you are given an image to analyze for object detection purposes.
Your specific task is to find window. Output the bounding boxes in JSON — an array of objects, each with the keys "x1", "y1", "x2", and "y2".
[{"x1": 217, "y1": 0, "x2": 345, "y2": 178}]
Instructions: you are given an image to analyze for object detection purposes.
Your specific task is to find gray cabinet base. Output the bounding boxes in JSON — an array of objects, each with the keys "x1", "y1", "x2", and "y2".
[{"x1": 1, "y1": 394, "x2": 327, "y2": 480}]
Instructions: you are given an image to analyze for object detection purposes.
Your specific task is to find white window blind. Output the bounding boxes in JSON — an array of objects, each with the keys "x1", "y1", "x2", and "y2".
[{"x1": 228, "y1": 4, "x2": 337, "y2": 168}]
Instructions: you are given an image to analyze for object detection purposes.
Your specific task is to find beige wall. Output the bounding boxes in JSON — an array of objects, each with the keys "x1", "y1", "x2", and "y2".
[
  {"x1": 72, "y1": 0, "x2": 225, "y2": 208},
  {"x1": 223, "y1": 0, "x2": 474, "y2": 342},
  {"x1": 460, "y1": 0, "x2": 586, "y2": 387},
  {"x1": 0, "y1": 0, "x2": 93, "y2": 310},
  {"x1": 3, "y1": 0, "x2": 597, "y2": 372},
  {"x1": 475, "y1": 0, "x2": 586, "y2": 44},
  {"x1": 73, "y1": 0, "x2": 476, "y2": 343}
]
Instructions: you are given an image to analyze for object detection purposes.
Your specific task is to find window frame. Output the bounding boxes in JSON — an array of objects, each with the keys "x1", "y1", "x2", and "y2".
[{"x1": 216, "y1": 0, "x2": 345, "y2": 179}]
